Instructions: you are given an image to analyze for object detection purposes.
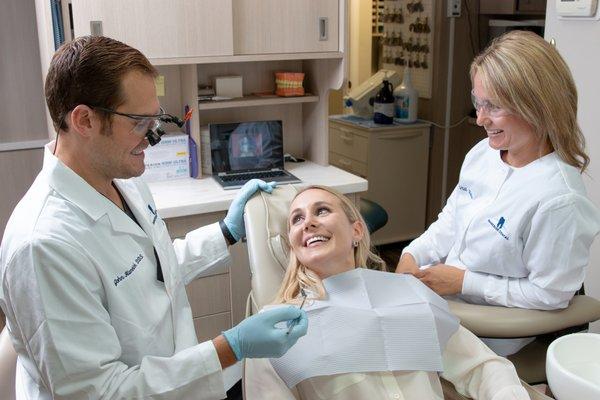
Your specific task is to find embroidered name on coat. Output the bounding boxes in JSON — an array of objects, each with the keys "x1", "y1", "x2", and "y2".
[{"x1": 114, "y1": 254, "x2": 144, "y2": 286}]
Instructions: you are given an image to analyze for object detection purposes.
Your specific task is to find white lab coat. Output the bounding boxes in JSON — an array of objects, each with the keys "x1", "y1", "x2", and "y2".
[
  {"x1": 244, "y1": 325, "x2": 530, "y2": 400},
  {"x1": 404, "y1": 139, "x2": 600, "y2": 310},
  {"x1": 0, "y1": 145, "x2": 232, "y2": 399}
]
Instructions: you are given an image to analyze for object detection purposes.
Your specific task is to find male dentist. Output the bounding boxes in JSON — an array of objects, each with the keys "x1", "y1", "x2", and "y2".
[{"x1": 0, "y1": 36, "x2": 307, "y2": 399}]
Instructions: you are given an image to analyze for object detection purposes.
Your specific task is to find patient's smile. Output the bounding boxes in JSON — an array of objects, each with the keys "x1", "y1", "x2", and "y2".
[{"x1": 305, "y1": 235, "x2": 330, "y2": 247}]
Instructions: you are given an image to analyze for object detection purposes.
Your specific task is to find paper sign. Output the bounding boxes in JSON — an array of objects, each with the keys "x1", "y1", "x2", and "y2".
[{"x1": 155, "y1": 75, "x2": 165, "y2": 97}]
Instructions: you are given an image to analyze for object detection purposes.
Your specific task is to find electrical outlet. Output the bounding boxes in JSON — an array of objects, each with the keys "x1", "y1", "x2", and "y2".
[{"x1": 447, "y1": 0, "x2": 461, "y2": 17}]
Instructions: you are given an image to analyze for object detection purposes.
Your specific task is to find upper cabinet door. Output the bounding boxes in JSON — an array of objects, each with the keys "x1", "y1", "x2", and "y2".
[
  {"x1": 233, "y1": 0, "x2": 339, "y2": 54},
  {"x1": 71, "y1": 0, "x2": 234, "y2": 60}
]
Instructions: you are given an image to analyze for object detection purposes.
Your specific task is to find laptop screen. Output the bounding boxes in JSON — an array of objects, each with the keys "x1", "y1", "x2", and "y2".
[{"x1": 209, "y1": 120, "x2": 284, "y2": 174}]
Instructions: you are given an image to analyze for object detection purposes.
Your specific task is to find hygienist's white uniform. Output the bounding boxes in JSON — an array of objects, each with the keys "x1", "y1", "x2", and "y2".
[
  {"x1": 0, "y1": 144, "x2": 231, "y2": 399},
  {"x1": 404, "y1": 138, "x2": 600, "y2": 310}
]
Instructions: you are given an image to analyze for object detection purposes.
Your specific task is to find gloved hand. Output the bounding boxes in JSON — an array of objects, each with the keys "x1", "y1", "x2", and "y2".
[
  {"x1": 223, "y1": 179, "x2": 276, "y2": 241},
  {"x1": 222, "y1": 306, "x2": 308, "y2": 360}
]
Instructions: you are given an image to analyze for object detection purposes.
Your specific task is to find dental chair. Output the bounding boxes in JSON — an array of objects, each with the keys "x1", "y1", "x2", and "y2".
[
  {"x1": 242, "y1": 185, "x2": 552, "y2": 400},
  {"x1": 0, "y1": 326, "x2": 17, "y2": 400},
  {"x1": 447, "y1": 292, "x2": 600, "y2": 384}
]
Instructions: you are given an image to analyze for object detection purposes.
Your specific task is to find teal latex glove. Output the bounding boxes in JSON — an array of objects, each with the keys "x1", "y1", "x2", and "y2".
[
  {"x1": 223, "y1": 179, "x2": 276, "y2": 241},
  {"x1": 223, "y1": 306, "x2": 308, "y2": 360}
]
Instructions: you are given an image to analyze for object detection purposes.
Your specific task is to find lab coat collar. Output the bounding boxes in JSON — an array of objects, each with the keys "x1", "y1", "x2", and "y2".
[{"x1": 43, "y1": 142, "x2": 147, "y2": 238}]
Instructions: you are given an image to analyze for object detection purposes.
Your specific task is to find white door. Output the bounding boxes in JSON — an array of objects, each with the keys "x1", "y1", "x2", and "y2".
[{"x1": 71, "y1": 0, "x2": 234, "y2": 60}]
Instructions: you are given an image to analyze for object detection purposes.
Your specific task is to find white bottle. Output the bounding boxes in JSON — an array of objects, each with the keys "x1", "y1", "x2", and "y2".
[{"x1": 394, "y1": 68, "x2": 418, "y2": 123}]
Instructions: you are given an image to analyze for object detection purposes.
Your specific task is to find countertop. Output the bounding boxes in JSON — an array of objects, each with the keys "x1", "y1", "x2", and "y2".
[{"x1": 147, "y1": 161, "x2": 368, "y2": 219}]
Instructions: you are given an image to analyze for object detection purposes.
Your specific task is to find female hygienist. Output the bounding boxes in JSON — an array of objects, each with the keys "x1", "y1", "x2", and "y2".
[{"x1": 396, "y1": 30, "x2": 600, "y2": 355}]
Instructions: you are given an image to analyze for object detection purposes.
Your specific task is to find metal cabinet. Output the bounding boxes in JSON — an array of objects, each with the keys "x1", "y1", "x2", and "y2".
[{"x1": 329, "y1": 119, "x2": 430, "y2": 245}]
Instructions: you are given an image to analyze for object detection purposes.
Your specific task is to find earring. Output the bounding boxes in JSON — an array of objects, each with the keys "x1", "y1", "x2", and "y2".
[{"x1": 352, "y1": 241, "x2": 359, "y2": 248}]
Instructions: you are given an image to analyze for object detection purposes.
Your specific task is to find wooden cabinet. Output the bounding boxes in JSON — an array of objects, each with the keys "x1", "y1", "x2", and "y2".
[
  {"x1": 165, "y1": 211, "x2": 252, "y2": 341},
  {"x1": 69, "y1": 0, "x2": 341, "y2": 61},
  {"x1": 329, "y1": 118, "x2": 430, "y2": 245},
  {"x1": 480, "y1": 0, "x2": 546, "y2": 14},
  {"x1": 233, "y1": 0, "x2": 339, "y2": 54},
  {"x1": 70, "y1": 0, "x2": 234, "y2": 60}
]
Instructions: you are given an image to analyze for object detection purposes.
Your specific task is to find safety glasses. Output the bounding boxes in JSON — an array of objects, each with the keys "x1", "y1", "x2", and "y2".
[
  {"x1": 470, "y1": 92, "x2": 509, "y2": 118},
  {"x1": 91, "y1": 106, "x2": 186, "y2": 145}
]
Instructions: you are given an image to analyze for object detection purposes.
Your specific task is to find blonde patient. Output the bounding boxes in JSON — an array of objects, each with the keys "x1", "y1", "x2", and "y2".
[{"x1": 245, "y1": 185, "x2": 531, "y2": 400}]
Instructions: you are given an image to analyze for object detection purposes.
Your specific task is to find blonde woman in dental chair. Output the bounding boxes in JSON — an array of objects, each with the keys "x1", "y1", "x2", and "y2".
[{"x1": 244, "y1": 185, "x2": 530, "y2": 400}]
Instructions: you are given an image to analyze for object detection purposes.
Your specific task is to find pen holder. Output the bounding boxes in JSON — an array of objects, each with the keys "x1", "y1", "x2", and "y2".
[{"x1": 275, "y1": 72, "x2": 305, "y2": 97}]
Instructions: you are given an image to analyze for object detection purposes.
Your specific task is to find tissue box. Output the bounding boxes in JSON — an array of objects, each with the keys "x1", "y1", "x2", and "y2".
[
  {"x1": 141, "y1": 133, "x2": 190, "y2": 182},
  {"x1": 214, "y1": 76, "x2": 243, "y2": 98}
]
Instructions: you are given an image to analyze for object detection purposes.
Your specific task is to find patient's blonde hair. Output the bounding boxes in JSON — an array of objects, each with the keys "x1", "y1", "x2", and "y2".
[
  {"x1": 273, "y1": 185, "x2": 385, "y2": 304},
  {"x1": 470, "y1": 30, "x2": 589, "y2": 172}
]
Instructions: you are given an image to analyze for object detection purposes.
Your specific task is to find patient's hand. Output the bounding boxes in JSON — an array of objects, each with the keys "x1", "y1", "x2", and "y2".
[
  {"x1": 395, "y1": 253, "x2": 420, "y2": 275},
  {"x1": 417, "y1": 264, "x2": 465, "y2": 296}
]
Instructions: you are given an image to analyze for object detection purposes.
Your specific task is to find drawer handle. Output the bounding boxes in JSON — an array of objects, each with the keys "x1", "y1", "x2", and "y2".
[
  {"x1": 340, "y1": 133, "x2": 354, "y2": 142},
  {"x1": 379, "y1": 131, "x2": 422, "y2": 140},
  {"x1": 338, "y1": 158, "x2": 351, "y2": 167}
]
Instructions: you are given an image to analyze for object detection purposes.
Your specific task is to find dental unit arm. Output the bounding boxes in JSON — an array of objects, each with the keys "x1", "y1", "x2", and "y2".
[{"x1": 343, "y1": 70, "x2": 401, "y2": 118}]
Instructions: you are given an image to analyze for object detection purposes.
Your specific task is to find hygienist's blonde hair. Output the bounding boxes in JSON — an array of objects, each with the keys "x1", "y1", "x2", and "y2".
[
  {"x1": 273, "y1": 185, "x2": 385, "y2": 304},
  {"x1": 470, "y1": 30, "x2": 589, "y2": 172}
]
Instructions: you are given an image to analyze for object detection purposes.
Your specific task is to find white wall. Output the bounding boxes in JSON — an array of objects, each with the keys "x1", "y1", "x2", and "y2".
[
  {"x1": 545, "y1": 3, "x2": 600, "y2": 332},
  {"x1": 348, "y1": 0, "x2": 372, "y2": 89}
]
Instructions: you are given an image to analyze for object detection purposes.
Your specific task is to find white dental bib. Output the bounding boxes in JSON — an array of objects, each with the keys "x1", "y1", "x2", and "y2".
[{"x1": 269, "y1": 268, "x2": 460, "y2": 388}]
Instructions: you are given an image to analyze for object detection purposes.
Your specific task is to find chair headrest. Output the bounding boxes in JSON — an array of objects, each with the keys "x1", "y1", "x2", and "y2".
[{"x1": 244, "y1": 185, "x2": 299, "y2": 310}]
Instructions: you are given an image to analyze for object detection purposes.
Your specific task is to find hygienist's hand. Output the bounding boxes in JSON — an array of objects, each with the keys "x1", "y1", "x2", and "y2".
[
  {"x1": 222, "y1": 306, "x2": 308, "y2": 360},
  {"x1": 395, "y1": 253, "x2": 420, "y2": 275},
  {"x1": 417, "y1": 264, "x2": 465, "y2": 296},
  {"x1": 224, "y1": 179, "x2": 276, "y2": 241}
]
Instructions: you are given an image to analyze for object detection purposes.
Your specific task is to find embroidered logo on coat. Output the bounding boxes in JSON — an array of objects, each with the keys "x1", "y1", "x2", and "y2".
[
  {"x1": 114, "y1": 254, "x2": 144, "y2": 286},
  {"x1": 488, "y1": 217, "x2": 509, "y2": 240},
  {"x1": 458, "y1": 185, "x2": 474, "y2": 199}
]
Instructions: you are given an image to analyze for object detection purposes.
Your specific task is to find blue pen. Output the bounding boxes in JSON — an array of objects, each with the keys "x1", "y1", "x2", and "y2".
[{"x1": 148, "y1": 204, "x2": 158, "y2": 224}]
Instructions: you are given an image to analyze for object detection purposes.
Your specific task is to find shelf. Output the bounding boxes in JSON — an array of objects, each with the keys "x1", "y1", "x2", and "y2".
[
  {"x1": 150, "y1": 52, "x2": 344, "y2": 66},
  {"x1": 197, "y1": 94, "x2": 319, "y2": 111}
]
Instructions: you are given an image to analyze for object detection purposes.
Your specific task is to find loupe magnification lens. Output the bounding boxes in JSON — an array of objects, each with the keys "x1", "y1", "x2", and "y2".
[{"x1": 133, "y1": 118, "x2": 160, "y2": 136}]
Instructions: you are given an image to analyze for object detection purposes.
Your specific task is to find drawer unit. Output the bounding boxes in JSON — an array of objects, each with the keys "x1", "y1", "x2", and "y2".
[
  {"x1": 330, "y1": 151, "x2": 368, "y2": 178},
  {"x1": 329, "y1": 118, "x2": 431, "y2": 245},
  {"x1": 186, "y1": 273, "x2": 231, "y2": 318},
  {"x1": 329, "y1": 124, "x2": 369, "y2": 163}
]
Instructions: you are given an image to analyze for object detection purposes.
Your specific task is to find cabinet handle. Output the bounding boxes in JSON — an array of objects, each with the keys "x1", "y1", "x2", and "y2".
[
  {"x1": 338, "y1": 158, "x2": 351, "y2": 167},
  {"x1": 319, "y1": 17, "x2": 328, "y2": 41},
  {"x1": 90, "y1": 20, "x2": 103, "y2": 36}
]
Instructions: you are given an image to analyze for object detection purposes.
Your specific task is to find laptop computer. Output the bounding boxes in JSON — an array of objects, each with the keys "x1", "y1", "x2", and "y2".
[{"x1": 209, "y1": 120, "x2": 302, "y2": 190}]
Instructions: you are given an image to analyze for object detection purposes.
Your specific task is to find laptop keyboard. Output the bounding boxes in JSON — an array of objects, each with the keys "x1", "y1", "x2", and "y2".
[{"x1": 221, "y1": 170, "x2": 288, "y2": 182}]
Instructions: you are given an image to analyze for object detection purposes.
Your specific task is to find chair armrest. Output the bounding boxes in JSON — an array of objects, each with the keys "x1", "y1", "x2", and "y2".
[
  {"x1": 0, "y1": 327, "x2": 17, "y2": 400},
  {"x1": 447, "y1": 296, "x2": 600, "y2": 338}
]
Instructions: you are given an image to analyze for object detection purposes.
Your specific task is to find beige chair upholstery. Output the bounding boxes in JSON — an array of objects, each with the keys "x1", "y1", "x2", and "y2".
[
  {"x1": 242, "y1": 186, "x2": 553, "y2": 399},
  {"x1": 447, "y1": 297, "x2": 600, "y2": 384},
  {"x1": 0, "y1": 327, "x2": 17, "y2": 400},
  {"x1": 244, "y1": 184, "x2": 299, "y2": 312}
]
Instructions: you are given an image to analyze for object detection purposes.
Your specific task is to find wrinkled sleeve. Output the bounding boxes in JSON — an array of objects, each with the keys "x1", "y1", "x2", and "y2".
[
  {"x1": 402, "y1": 185, "x2": 459, "y2": 266},
  {"x1": 171, "y1": 222, "x2": 231, "y2": 285},
  {"x1": 441, "y1": 326, "x2": 530, "y2": 400},
  {"x1": 462, "y1": 194, "x2": 600, "y2": 309},
  {"x1": 3, "y1": 238, "x2": 226, "y2": 400},
  {"x1": 244, "y1": 358, "x2": 299, "y2": 400}
]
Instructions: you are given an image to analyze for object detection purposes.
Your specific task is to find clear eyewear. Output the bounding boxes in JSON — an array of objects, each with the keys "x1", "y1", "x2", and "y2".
[
  {"x1": 470, "y1": 92, "x2": 508, "y2": 118},
  {"x1": 91, "y1": 106, "x2": 186, "y2": 146},
  {"x1": 91, "y1": 106, "x2": 172, "y2": 137}
]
